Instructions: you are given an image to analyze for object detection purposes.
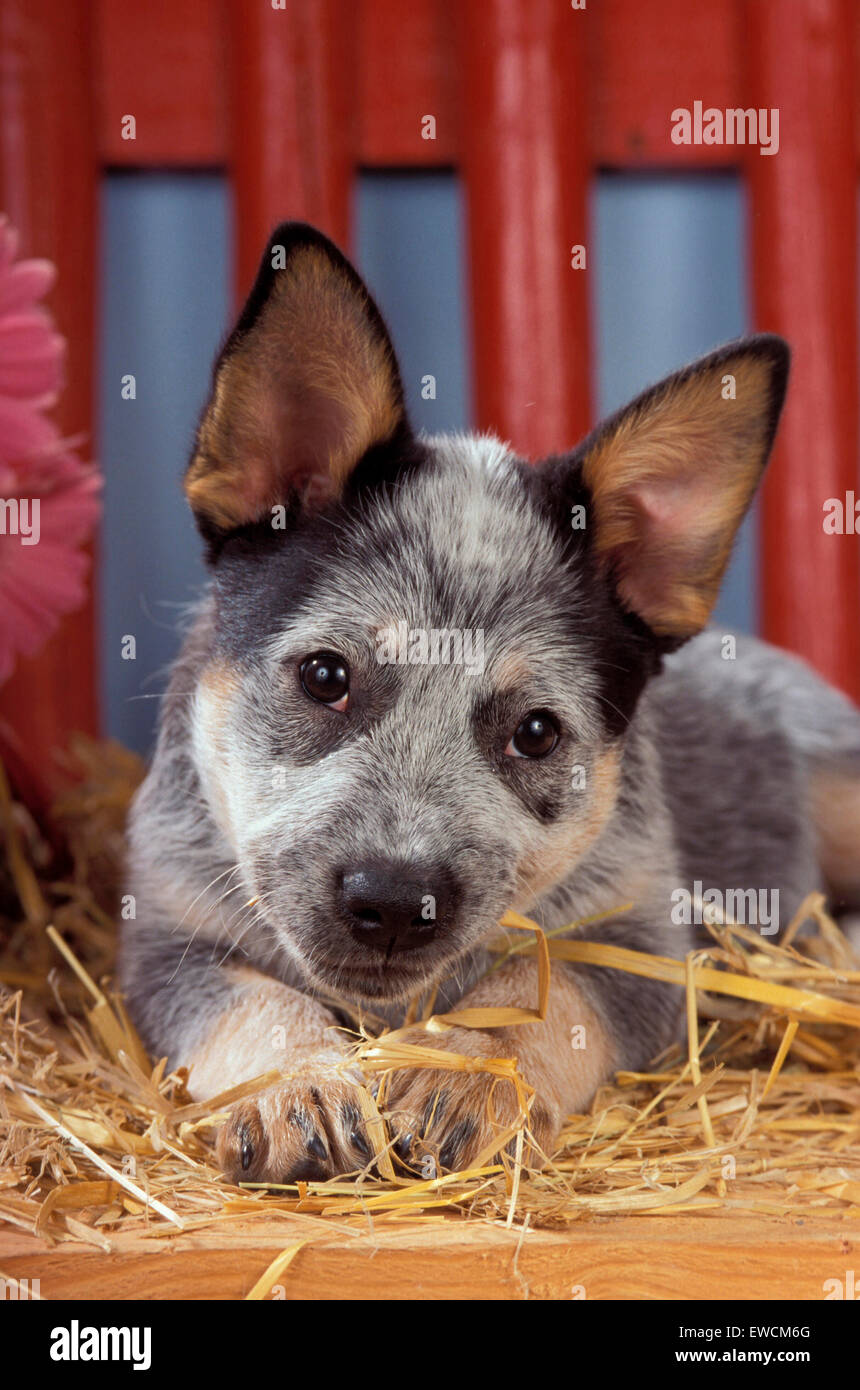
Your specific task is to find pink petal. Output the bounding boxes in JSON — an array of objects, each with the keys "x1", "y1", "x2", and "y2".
[
  {"x1": 0, "y1": 219, "x2": 18, "y2": 271},
  {"x1": 0, "y1": 314, "x2": 64, "y2": 399},
  {"x1": 0, "y1": 258, "x2": 56, "y2": 316},
  {"x1": 0, "y1": 508, "x2": 98, "y2": 679},
  {"x1": 0, "y1": 538, "x2": 90, "y2": 625},
  {"x1": 0, "y1": 396, "x2": 62, "y2": 467},
  {"x1": 38, "y1": 477, "x2": 102, "y2": 544},
  {"x1": 21, "y1": 448, "x2": 99, "y2": 495},
  {"x1": 0, "y1": 217, "x2": 102, "y2": 687}
]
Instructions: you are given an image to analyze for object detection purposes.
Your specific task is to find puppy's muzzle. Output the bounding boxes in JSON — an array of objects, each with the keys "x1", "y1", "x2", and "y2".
[{"x1": 339, "y1": 859, "x2": 455, "y2": 953}]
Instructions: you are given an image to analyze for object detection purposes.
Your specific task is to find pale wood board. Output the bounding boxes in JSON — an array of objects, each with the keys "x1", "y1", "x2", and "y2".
[{"x1": 1, "y1": 1213, "x2": 855, "y2": 1300}]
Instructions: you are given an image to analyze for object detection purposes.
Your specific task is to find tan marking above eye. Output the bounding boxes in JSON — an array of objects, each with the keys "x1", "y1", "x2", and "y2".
[
  {"x1": 199, "y1": 659, "x2": 240, "y2": 720},
  {"x1": 492, "y1": 650, "x2": 533, "y2": 690}
]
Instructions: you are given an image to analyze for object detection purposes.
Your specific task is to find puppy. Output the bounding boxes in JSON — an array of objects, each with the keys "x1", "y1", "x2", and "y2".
[{"x1": 120, "y1": 223, "x2": 860, "y2": 1183}]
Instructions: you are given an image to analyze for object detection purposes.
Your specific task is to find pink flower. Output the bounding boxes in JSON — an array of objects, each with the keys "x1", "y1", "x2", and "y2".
[{"x1": 0, "y1": 217, "x2": 101, "y2": 684}]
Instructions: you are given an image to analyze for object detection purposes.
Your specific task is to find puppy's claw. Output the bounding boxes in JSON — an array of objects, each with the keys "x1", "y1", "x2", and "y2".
[
  {"x1": 439, "y1": 1119, "x2": 476, "y2": 1172},
  {"x1": 393, "y1": 1130, "x2": 414, "y2": 1161},
  {"x1": 351, "y1": 1128, "x2": 371, "y2": 1158},
  {"x1": 217, "y1": 1065, "x2": 371, "y2": 1185},
  {"x1": 380, "y1": 1025, "x2": 561, "y2": 1174},
  {"x1": 305, "y1": 1129, "x2": 328, "y2": 1162}
]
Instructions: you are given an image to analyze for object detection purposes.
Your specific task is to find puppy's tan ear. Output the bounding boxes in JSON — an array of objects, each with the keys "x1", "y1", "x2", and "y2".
[
  {"x1": 185, "y1": 223, "x2": 406, "y2": 539},
  {"x1": 581, "y1": 336, "x2": 789, "y2": 639}
]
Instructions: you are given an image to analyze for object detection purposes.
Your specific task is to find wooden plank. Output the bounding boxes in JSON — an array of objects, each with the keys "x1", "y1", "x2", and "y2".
[
  {"x1": 358, "y1": 0, "x2": 458, "y2": 166},
  {"x1": 90, "y1": 1, "x2": 860, "y2": 173},
  {"x1": 229, "y1": 0, "x2": 356, "y2": 296},
  {"x1": 589, "y1": 0, "x2": 740, "y2": 167},
  {"x1": 0, "y1": 1214, "x2": 855, "y2": 1300},
  {"x1": 94, "y1": 0, "x2": 226, "y2": 166},
  {"x1": 461, "y1": 0, "x2": 592, "y2": 459}
]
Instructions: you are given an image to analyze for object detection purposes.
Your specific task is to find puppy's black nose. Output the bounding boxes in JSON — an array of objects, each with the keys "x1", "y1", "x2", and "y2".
[{"x1": 340, "y1": 860, "x2": 454, "y2": 953}]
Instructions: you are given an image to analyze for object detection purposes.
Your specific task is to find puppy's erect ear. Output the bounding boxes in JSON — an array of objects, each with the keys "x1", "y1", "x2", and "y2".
[
  {"x1": 580, "y1": 335, "x2": 789, "y2": 640},
  {"x1": 185, "y1": 223, "x2": 406, "y2": 540}
]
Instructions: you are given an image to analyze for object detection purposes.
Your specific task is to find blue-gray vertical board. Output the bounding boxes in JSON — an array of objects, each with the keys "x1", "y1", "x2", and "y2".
[
  {"x1": 593, "y1": 174, "x2": 753, "y2": 632},
  {"x1": 356, "y1": 173, "x2": 472, "y2": 433},
  {"x1": 98, "y1": 175, "x2": 230, "y2": 754}
]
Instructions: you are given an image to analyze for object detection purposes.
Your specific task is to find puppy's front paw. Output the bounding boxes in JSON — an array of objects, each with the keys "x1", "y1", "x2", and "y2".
[
  {"x1": 217, "y1": 1061, "x2": 372, "y2": 1185},
  {"x1": 379, "y1": 1026, "x2": 560, "y2": 1175}
]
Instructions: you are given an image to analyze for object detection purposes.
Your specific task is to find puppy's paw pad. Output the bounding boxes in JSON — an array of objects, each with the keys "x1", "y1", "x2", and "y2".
[
  {"x1": 217, "y1": 1069, "x2": 371, "y2": 1185},
  {"x1": 381, "y1": 1035, "x2": 559, "y2": 1175}
]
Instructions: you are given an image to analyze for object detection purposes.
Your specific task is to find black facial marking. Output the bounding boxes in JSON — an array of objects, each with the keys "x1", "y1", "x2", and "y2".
[
  {"x1": 521, "y1": 454, "x2": 665, "y2": 737},
  {"x1": 209, "y1": 434, "x2": 434, "y2": 663},
  {"x1": 344, "y1": 419, "x2": 429, "y2": 500},
  {"x1": 211, "y1": 518, "x2": 325, "y2": 655}
]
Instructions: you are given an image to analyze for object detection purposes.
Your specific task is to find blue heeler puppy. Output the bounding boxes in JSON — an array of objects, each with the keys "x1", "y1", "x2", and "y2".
[{"x1": 120, "y1": 224, "x2": 860, "y2": 1183}]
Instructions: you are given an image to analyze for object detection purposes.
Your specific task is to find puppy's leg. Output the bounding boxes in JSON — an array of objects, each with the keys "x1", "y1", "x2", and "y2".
[
  {"x1": 119, "y1": 926, "x2": 371, "y2": 1184},
  {"x1": 198, "y1": 972, "x2": 378, "y2": 1184},
  {"x1": 383, "y1": 954, "x2": 662, "y2": 1172}
]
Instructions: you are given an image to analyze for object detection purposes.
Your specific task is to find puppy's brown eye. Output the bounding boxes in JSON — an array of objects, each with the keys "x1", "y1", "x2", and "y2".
[
  {"x1": 505, "y1": 711, "x2": 560, "y2": 760},
  {"x1": 300, "y1": 652, "x2": 349, "y2": 709}
]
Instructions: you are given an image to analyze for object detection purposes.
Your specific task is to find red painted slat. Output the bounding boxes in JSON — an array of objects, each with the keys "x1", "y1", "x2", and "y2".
[
  {"x1": 95, "y1": 0, "x2": 225, "y2": 166},
  {"x1": 746, "y1": 0, "x2": 860, "y2": 701},
  {"x1": 90, "y1": 0, "x2": 860, "y2": 177},
  {"x1": 358, "y1": 0, "x2": 458, "y2": 166},
  {"x1": 89, "y1": 2, "x2": 860, "y2": 174},
  {"x1": 229, "y1": 0, "x2": 355, "y2": 298},
  {"x1": 89, "y1": 1, "x2": 778, "y2": 174},
  {"x1": 460, "y1": 0, "x2": 592, "y2": 460},
  {"x1": 0, "y1": 0, "x2": 99, "y2": 797},
  {"x1": 589, "y1": 0, "x2": 740, "y2": 167}
]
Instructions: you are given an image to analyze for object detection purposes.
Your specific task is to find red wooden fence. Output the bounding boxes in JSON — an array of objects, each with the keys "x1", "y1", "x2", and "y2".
[
  {"x1": 0, "y1": 0, "x2": 99, "y2": 805},
  {"x1": 0, "y1": 0, "x2": 858, "y2": 793}
]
